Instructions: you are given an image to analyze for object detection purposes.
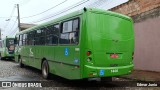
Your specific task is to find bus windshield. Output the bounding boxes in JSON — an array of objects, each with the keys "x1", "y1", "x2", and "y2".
[{"x1": 6, "y1": 38, "x2": 15, "y2": 53}]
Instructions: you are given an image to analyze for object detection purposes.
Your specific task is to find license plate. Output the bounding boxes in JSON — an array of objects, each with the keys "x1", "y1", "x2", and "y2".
[
  {"x1": 110, "y1": 54, "x2": 119, "y2": 58},
  {"x1": 111, "y1": 69, "x2": 118, "y2": 73}
]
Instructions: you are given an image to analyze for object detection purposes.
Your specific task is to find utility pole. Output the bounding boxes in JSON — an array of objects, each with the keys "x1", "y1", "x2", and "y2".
[{"x1": 16, "y1": 4, "x2": 21, "y2": 32}]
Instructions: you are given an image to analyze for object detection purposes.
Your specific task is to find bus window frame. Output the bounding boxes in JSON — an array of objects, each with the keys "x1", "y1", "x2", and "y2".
[
  {"x1": 19, "y1": 34, "x2": 23, "y2": 46},
  {"x1": 59, "y1": 17, "x2": 80, "y2": 46},
  {"x1": 45, "y1": 23, "x2": 60, "y2": 46}
]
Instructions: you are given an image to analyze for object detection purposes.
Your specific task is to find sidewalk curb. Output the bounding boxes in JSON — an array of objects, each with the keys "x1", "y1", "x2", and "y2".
[{"x1": 116, "y1": 76, "x2": 146, "y2": 82}]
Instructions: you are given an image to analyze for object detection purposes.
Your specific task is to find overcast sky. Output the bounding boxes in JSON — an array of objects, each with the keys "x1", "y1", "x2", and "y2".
[{"x1": 0, "y1": 0, "x2": 128, "y2": 39}]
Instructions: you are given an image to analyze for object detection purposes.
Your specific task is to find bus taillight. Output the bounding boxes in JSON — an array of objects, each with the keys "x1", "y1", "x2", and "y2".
[
  {"x1": 86, "y1": 51, "x2": 91, "y2": 56},
  {"x1": 87, "y1": 57, "x2": 92, "y2": 62}
]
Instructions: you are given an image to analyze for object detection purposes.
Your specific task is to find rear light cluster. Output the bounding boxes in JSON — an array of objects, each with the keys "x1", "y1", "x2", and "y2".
[
  {"x1": 86, "y1": 51, "x2": 91, "y2": 56},
  {"x1": 87, "y1": 57, "x2": 92, "y2": 62},
  {"x1": 86, "y1": 51, "x2": 92, "y2": 62}
]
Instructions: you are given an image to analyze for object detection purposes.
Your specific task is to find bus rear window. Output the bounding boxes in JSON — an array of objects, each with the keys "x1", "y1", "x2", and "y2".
[{"x1": 6, "y1": 39, "x2": 14, "y2": 46}]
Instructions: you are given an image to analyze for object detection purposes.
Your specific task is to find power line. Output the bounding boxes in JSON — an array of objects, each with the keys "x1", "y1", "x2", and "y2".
[
  {"x1": 100, "y1": 0, "x2": 114, "y2": 9},
  {"x1": 7, "y1": 19, "x2": 18, "y2": 36},
  {"x1": 0, "y1": 16, "x2": 16, "y2": 18},
  {"x1": 88, "y1": 0, "x2": 101, "y2": 8},
  {"x1": 10, "y1": 19, "x2": 18, "y2": 31},
  {"x1": 7, "y1": 26, "x2": 18, "y2": 36},
  {"x1": 7, "y1": 27, "x2": 18, "y2": 36},
  {"x1": 20, "y1": 0, "x2": 68, "y2": 19},
  {"x1": 10, "y1": 27, "x2": 18, "y2": 36},
  {"x1": 3, "y1": 5, "x2": 16, "y2": 29},
  {"x1": 30, "y1": 0, "x2": 89, "y2": 24}
]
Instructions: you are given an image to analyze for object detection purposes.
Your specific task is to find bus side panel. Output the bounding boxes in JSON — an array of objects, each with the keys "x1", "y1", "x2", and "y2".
[
  {"x1": 1, "y1": 40, "x2": 6, "y2": 58},
  {"x1": 30, "y1": 46, "x2": 44, "y2": 69},
  {"x1": 21, "y1": 46, "x2": 29, "y2": 65},
  {"x1": 25, "y1": 46, "x2": 34, "y2": 67},
  {"x1": 1, "y1": 48, "x2": 6, "y2": 58},
  {"x1": 48, "y1": 16, "x2": 83, "y2": 80},
  {"x1": 52, "y1": 46, "x2": 80, "y2": 79},
  {"x1": 33, "y1": 46, "x2": 55, "y2": 70}
]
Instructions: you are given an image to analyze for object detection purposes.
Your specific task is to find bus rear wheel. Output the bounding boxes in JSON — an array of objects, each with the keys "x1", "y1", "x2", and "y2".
[
  {"x1": 1, "y1": 57, "x2": 5, "y2": 60},
  {"x1": 19, "y1": 58, "x2": 24, "y2": 68},
  {"x1": 0, "y1": 57, "x2": 3, "y2": 60},
  {"x1": 42, "y1": 60, "x2": 49, "y2": 79}
]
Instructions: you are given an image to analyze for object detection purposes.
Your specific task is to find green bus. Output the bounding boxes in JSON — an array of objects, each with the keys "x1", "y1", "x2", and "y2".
[
  {"x1": 0, "y1": 37, "x2": 15, "y2": 60},
  {"x1": 15, "y1": 8, "x2": 134, "y2": 81}
]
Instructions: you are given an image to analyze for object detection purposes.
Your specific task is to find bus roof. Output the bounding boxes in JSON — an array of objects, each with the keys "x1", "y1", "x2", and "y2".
[
  {"x1": 16, "y1": 8, "x2": 132, "y2": 35},
  {"x1": 2, "y1": 36, "x2": 15, "y2": 40}
]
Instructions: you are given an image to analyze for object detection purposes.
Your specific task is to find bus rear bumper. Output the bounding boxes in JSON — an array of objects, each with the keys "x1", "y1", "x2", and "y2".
[
  {"x1": 6, "y1": 54, "x2": 14, "y2": 58},
  {"x1": 83, "y1": 64, "x2": 134, "y2": 78},
  {"x1": 1, "y1": 54, "x2": 15, "y2": 59}
]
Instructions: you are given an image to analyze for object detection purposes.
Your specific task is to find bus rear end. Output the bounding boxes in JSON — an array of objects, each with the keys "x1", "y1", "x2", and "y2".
[
  {"x1": 82, "y1": 9, "x2": 134, "y2": 80},
  {"x1": 6, "y1": 38, "x2": 15, "y2": 58},
  {"x1": 1, "y1": 38, "x2": 15, "y2": 60}
]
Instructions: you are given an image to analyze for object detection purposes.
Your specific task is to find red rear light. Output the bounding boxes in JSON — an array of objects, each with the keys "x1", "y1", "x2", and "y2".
[
  {"x1": 110, "y1": 54, "x2": 118, "y2": 58},
  {"x1": 86, "y1": 51, "x2": 91, "y2": 56}
]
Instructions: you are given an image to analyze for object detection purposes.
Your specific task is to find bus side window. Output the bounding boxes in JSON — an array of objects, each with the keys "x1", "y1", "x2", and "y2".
[
  {"x1": 73, "y1": 19, "x2": 79, "y2": 31},
  {"x1": 35, "y1": 29, "x2": 41, "y2": 45},
  {"x1": 23, "y1": 34, "x2": 27, "y2": 45},
  {"x1": 46, "y1": 24, "x2": 59, "y2": 45},
  {"x1": 28, "y1": 32, "x2": 34, "y2": 45},
  {"x1": 46, "y1": 36, "x2": 52, "y2": 45},
  {"x1": 32, "y1": 31, "x2": 35, "y2": 45},
  {"x1": 28, "y1": 33, "x2": 31, "y2": 45},
  {"x1": 19, "y1": 34, "x2": 23, "y2": 46},
  {"x1": 52, "y1": 24, "x2": 59, "y2": 44},
  {"x1": 15, "y1": 35, "x2": 19, "y2": 46},
  {"x1": 71, "y1": 19, "x2": 80, "y2": 44},
  {"x1": 46, "y1": 26, "x2": 52, "y2": 45},
  {"x1": 22, "y1": 34, "x2": 25, "y2": 45},
  {"x1": 60, "y1": 33, "x2": 69, "y2": 44},
  {"x1": 25, "y1": 34, "x2": 28, "y2": 45},
  {"x1": 69, "y1": 32, "x2": 76, "y2": 44},
  {"x1": 40, "y1": 28, "x2": 45, "y2": 45},
  {"x1": 60, "y1": 18, "x2": 80, "y2": 45},
  {"x1": 59, "y1": 21, "x2": 72, "y2": 44}
]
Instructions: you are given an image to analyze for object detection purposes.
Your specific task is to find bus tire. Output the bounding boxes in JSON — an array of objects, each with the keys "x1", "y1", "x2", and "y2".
[
  {"x1": 0, "y1": 57, "x2": 3, "y2": 60},
  {"x1": 1, "y1": 57, "x2": 5, "y2": 60},
  {"x1": 42, "y1": 60, "x2": 49, "y2": 79},
  {"x1": 19, "y1": 58, "x2": 24, "y2": 68}
]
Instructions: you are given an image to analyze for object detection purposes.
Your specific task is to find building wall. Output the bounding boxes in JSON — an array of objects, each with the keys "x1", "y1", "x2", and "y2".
[
  {"x1": 111, "y1": 0, "x2": 160, "y2": 17},
  {"x1": 110, "y1": 0, "x2": 160, "y2": 72},
  {"x1": 20, "y1": 23, "x2": 36, "y2": 31}
]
